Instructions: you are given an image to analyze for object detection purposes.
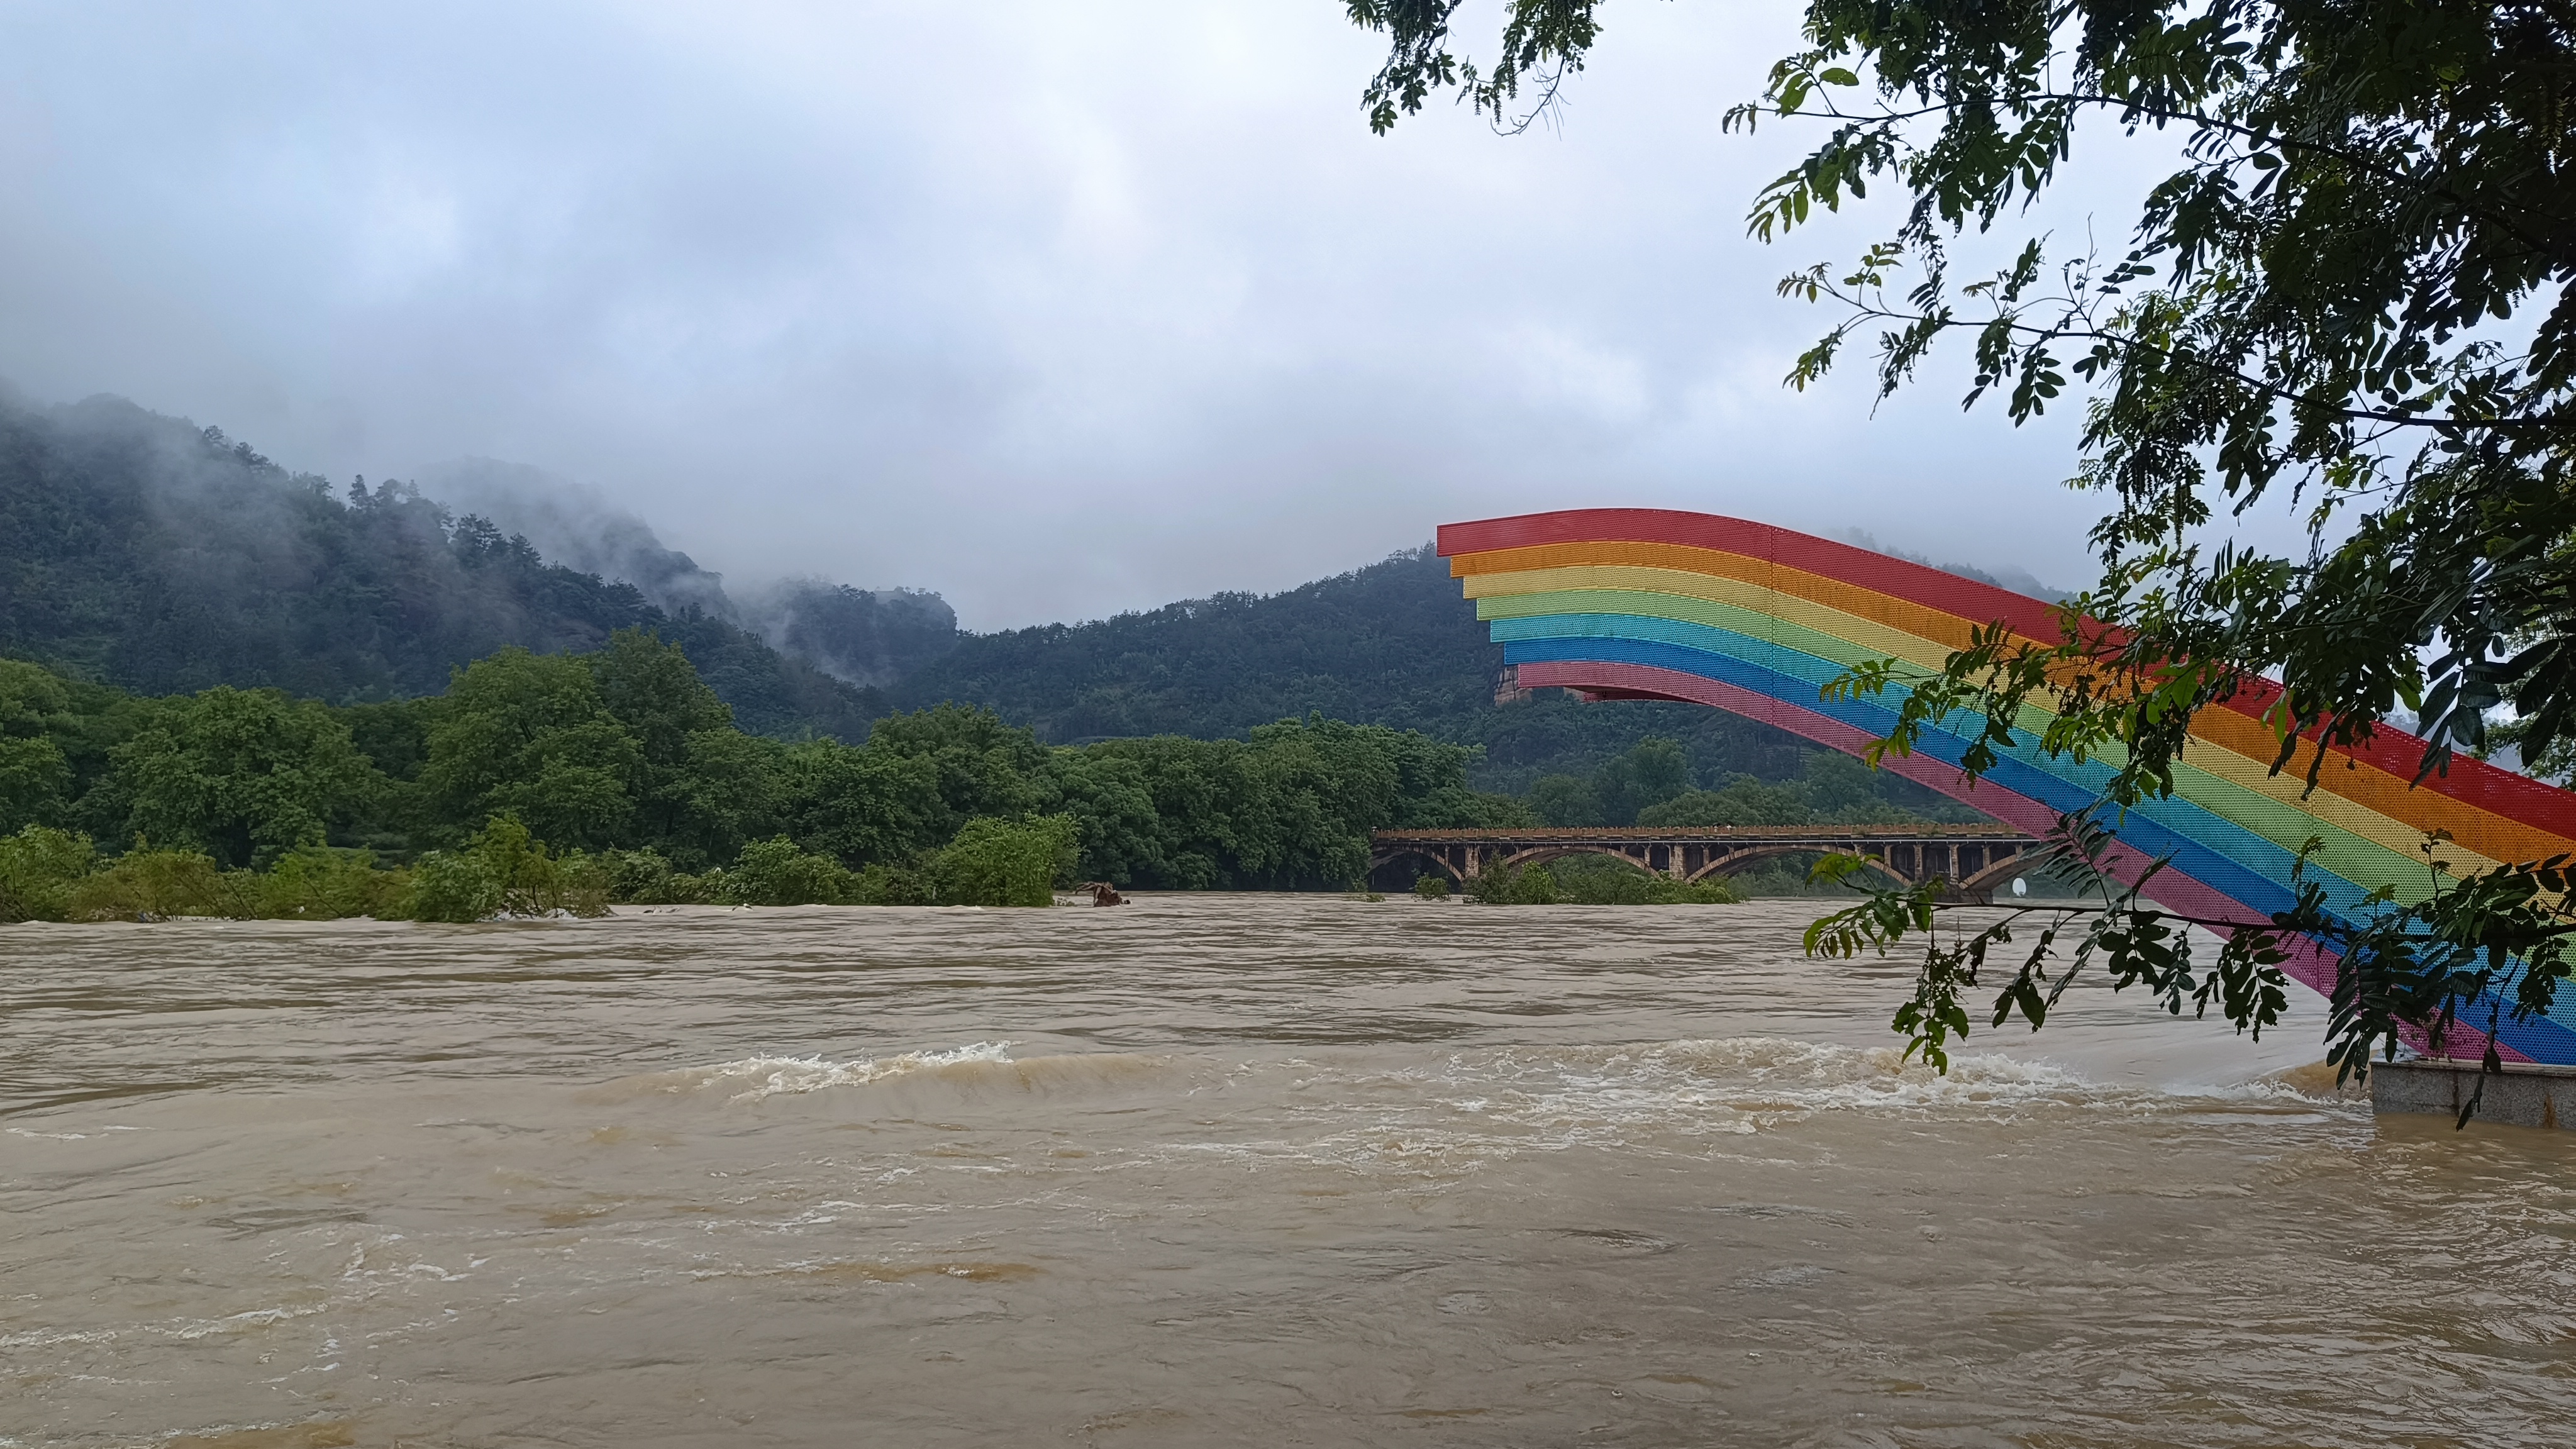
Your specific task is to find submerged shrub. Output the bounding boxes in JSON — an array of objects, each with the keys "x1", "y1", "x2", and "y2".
[
  {"x1": 395, "y1": 816, "x2": 608, "y2": 922},
  {"x1": 2, "y1": 830, "x2": 414, "y2": 923},
  {"x1": 552, "y1": 851, "x2": 613, "y2": 918},
  {"x1": 932, "y1": 814, "x2": 1078, "y2": 907},
  {"x1": 1650, "y1": 875, "x2": 1745, "y2": 904},
  {"x1": 399, "y1": 848, "x2": 504, "y2": 923},
  {"x1": 852, "y1": 860, "x2": 936, "y2": 906},
  {"x1": 1466, "y1": 858, "x2": 1742, "y2": 906},
  {"x1": 1551, "y1": 855, "x2": 1657, "y2": 904},
  {"x1": 0, "y1": 826, "x2": 96, "y2": 923},
  {"x1": 64, "y1": 845, "x2": 228, "y2": 920},
  {"x1": 714, "y1": 836, "x2": 852, "y2": 906},
  {"x1": 1467, "y1": 862, "x2": 1558, "y2": 905},
  {"x1": 246, "y1": 846, "x2": 408, "y2": 919},
  {"x1": 598, "y1": 848, "x2": 704, "y2": 905},
  {"x1": 1411, "y1": 874, "x2": 1452, "y2": 899}
]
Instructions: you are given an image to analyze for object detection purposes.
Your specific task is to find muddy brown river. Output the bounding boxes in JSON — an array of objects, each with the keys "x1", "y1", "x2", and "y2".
[{"x1": 5, "y1": 896, "x2": 2573, "y2": 1446}]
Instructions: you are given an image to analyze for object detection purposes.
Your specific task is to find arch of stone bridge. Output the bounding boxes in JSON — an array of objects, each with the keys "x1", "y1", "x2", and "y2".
[
  {"x1": 1957, "y1": 852, "x2": 2039, "y2": 897},
  {"x1": 1683, "y1": 845, "x2": 1914, "y2": 889},
  {"x1": 1492, "y1": 845, "x2": 1663, "y2": 877},
  {"x1": 1367, "y1": 848, "x2": 1462, "y2": 883}
]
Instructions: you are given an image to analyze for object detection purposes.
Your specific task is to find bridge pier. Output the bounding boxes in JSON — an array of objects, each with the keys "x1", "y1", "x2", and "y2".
[{"x1": 2373, "y1": 1058, "x2": 2576, "y2": 1130}]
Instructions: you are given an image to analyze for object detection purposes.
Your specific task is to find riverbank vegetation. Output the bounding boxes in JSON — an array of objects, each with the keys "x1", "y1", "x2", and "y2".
[{"x1": 0, "y1": 634, "x2": 1527, "y2": 922}]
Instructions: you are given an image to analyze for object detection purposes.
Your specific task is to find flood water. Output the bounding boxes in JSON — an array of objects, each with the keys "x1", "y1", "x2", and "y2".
[{"x1": 6, "y1": 895, "x2": 2573, "y2": 1447}]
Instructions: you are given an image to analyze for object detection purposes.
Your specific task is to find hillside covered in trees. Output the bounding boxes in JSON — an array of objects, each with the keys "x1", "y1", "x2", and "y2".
[
  {"x1": 892, "y1": 547, "x2": 1974, "y2": 819},
  {"x1": 0, "y1": 393, "x2": 883, "y2": 739},
  {"x1": 0, "y1": 390, "x2": 1986, "y2": 826}
]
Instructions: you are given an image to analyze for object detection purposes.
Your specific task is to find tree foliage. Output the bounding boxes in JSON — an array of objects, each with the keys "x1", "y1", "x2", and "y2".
[
  {"x1": 1356, "y1": 0, "x2": 2572, "y2": 782},
  {"x1": 93, "y1": 686, "x2": 377, "y2": 868},
  {"x1": 1353, "y1": 1, "x2": 2576, "y2": 1102},
  {"x1": 1526, "y1": 736, "x2": 1962, "y2": 826},
  {"x1": 420, "y1": 648, "x2": 643, "y2": 852},
  {"x1": 0, "y1": 634, "x2": 1541, "y2": 915}
]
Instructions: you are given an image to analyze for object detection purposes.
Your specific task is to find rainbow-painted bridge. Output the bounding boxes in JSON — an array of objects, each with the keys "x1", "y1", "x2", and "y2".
[{"x1": 1441, "y1": 508, "x2": 2576, "y2": 1070}]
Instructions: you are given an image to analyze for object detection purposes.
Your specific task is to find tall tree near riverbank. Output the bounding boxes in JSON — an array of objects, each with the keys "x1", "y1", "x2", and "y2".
[
  {"x1": 1349, "y1": 1, "x2": 2576, "y2": 1084},
  {"x1": 91, "y1": 687, "x2": 379, "y2": 869}
]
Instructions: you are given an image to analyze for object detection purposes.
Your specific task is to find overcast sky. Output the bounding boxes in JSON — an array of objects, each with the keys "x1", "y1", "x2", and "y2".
[{"x1": 2, "y1": 1, "x2": 2185, "y2": 630}]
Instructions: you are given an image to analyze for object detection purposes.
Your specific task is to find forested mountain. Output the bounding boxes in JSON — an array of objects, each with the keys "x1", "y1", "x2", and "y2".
[
  {"x1": 419, "y1": 457, "x2": 962, "y2": 688},
  {"x1": 0, "y1": 388, "x2": 1990, "y2": 818},
  {"x1": 887, "y1": 546, "x2": 1971, "y2": 811},
  {"x1": 0, "y1": 393, "x2": 880, "y2": 738},
  {"x1": 752, "y1": 580, "x2": 959, "y2": 687},
  {"x1": 889, "y1": 548, "x2": 1496, "y2": 742}
]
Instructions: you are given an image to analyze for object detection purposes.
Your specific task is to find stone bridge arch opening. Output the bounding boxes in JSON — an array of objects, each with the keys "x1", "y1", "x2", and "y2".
[
  {"x1": 1683, "y1": 844, "x2": 1913, "y2": 891},
  {"x1": 1491, "y1": 845, "x2": 1665, "y2": 879},
  {"x1": 1957, "y1": 853, "x2": 2043, "y2": 898},
  {"x1": 1366, "y1": 848, "x2": 1463, "y2": 892}
]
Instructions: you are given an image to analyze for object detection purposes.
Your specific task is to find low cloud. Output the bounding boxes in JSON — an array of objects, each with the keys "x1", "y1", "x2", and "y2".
[{"x1": 0, "y1": 1, "x2": 2151, "y2": 630}]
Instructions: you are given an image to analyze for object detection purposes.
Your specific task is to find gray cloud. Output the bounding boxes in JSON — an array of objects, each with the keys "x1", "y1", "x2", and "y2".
[{"x1": 1, "y1": 1, "x2": 2182, "y2": 630}]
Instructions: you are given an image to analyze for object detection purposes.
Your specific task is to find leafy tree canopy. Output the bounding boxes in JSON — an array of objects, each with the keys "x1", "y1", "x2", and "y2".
[
  {"x1": 0, "y1": 660, "x2": 75, "y2": 832},
  {"x1": 421, "y1": 648, "x2": 644, "y2": 852},
  {"x1": 1350, "y1": 0, "x2": 2576, "y2": 1092},
  {"x1": 1353, "y1": 0, "x2": 2573, "y2": 788},
  {"x1": 3, "y1": 640, "x2": 1536, "y2": 897},
  {"x1": 99, "y1": 686, "x2": 379, "y2": 868}
]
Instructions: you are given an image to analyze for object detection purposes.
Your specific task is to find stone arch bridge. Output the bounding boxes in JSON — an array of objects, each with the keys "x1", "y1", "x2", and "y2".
[{"x1": 1370, "y1": 825, "x2": 2041, "y2": 898}]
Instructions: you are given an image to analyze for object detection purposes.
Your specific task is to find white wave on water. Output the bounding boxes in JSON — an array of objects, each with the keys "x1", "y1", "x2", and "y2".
[
  {"x1": 651, "y1": 1043, "x2": 1021, "y2": 1102},
  {"x1": 1538, "y1": 1037, "x2": 2101, "y2": 1116},
  {"x1": 1113, "y1": 1038, "x2": 2350, "y2": 1184},
  {"x1": 6, "y1": 1124, "x2": 140, "y2": 1141},
  {"x1": 587, "y1": 1035, "x2": 2331, "y2": 1125},
  {"x1": 1236, "y1": 1039, "x2": 2340, "y2": 1170},
  {"x1": 596, "y1": 1043, "x2": 1191, "y2": 1107},
  {"x1": 1462, "y1": 1036, "x2": 2322, "y2": 1121}
]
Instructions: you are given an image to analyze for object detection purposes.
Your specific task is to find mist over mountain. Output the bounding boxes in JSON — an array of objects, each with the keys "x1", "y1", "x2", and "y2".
[
  {"x1": 748, "y1": 581, "x2": 958, "y2": 689},
  {"x1": 1, "y1": 388, "x2": 2058, "y2": 798},
  {"x1": 0, "y1": 392, "x2": 881, "y2": 738},
  {"x1": 419, "y1": 458, "x2": 962, "y2": 689},
  {"x1": 1843, "y1": 530, "x2": 2070, "y2": 602},
  {"x1": 419, "y1": 458, "x2": 738, "y2": 620}
]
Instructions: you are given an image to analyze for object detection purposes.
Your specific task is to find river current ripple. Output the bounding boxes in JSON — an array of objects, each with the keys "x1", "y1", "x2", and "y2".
[{"x1": 4, "y1": 896, "x2": 2572, "y2": 1446}]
